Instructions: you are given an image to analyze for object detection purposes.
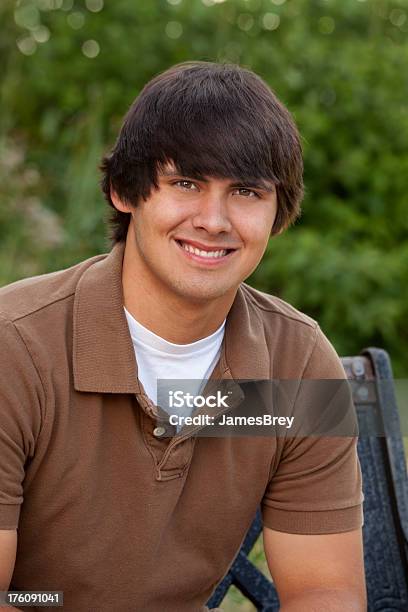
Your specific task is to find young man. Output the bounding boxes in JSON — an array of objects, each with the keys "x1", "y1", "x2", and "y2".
[{"x1": 0, "y1": 62, "x2": 365, "y2": 611}]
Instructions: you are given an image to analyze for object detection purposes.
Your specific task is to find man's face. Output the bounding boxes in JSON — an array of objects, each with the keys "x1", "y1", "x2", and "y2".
[{"x1": 114, "y1": 162, "x2": 278, "y2": 304}]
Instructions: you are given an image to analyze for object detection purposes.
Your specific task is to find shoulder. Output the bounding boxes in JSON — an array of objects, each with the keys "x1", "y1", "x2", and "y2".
[
  {"x1": 238, "y1": 283, "x2": 344, "y2": 379},
  {"x1": 240, "y1": 282, "x2": 317, "y2": 330},
  {"x1": 0, "y1": 253, "x2": 107, "y2": 325}
]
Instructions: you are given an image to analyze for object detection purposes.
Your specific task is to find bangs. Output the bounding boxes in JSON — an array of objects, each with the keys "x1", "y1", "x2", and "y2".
[
  {"x1": 134, "y1": 65, "x2": 287, "y2": 190},
  {"x1": 150, "y1": 108, "x2": 281, "y2": 188}
]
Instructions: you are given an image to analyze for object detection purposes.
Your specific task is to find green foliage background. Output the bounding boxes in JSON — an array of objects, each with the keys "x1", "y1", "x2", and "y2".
[{"x1": 0, "y1": 0, "x2": 407, "y2": 376}]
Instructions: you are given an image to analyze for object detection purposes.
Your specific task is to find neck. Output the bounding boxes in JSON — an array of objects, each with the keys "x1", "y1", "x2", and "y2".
[{"x1": 121, "y1": 235, "x2": 236, "y2": 345}]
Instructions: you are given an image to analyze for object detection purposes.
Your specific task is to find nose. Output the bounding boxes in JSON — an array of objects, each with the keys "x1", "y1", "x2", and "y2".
[{"x1": 191, "y1": 192, "x2": 232, "y2": 235}]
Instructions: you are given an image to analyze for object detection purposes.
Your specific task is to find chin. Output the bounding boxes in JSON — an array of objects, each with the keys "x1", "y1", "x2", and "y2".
[{"x1": 171, "y1": 279, "x2": 236, "y2": 302}]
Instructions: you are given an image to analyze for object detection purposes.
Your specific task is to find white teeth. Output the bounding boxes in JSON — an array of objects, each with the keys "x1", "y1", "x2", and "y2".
[{"x1": 180, "y1": 242, "x2": 227, "y2": 258}]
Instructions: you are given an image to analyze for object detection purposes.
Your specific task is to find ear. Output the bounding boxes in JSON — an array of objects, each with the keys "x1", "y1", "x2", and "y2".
[{"x1": 110, "y1": 189, "x2": 131, "y2": 213}]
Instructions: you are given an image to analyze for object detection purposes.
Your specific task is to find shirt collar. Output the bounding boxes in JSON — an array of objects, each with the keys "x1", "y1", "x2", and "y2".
[{"x1": 73, "y1": 242, "x2": 271, "y2": 394}]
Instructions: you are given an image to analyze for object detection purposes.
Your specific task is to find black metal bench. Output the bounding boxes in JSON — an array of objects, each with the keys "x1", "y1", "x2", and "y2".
[{"x1": 207, "y1": 348, "x2": 408, "y2": 611}]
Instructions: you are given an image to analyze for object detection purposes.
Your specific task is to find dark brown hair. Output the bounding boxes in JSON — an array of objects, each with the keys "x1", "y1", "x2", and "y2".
[{"x1": 100, "y1": 61, "x2": 303, "y2": 243}]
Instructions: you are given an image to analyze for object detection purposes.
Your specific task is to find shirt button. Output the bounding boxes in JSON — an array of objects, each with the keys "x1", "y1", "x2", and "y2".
[{"x1": 153, "y1": 426, "x2": 166, "y2": 437}]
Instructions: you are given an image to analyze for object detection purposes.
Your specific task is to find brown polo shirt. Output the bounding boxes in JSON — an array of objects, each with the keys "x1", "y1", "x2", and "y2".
[{"x1": 0, "y1": 243, "x2": 363, "y2": 611}]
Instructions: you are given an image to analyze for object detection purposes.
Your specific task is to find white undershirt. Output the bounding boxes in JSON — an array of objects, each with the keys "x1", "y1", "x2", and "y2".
[{"x1": 124, "y1": 308, "x2": 225, "y2": 417}]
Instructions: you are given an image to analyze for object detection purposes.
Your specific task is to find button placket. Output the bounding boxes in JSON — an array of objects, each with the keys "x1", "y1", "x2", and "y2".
[
  {"x1": 156, "y1": 435, "x2": 195, "y2": 475},
  {"x1": 137, "y1": 370, "x2": 246, "y2": 480},
  {"x1": 140, "y1": 409, "x2": 194, "y2": 480}
]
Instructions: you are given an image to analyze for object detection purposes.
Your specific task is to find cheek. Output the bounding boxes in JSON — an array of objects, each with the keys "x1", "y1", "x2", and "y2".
[
  {"x1": 145, "y1": 201, "x2": 190, "y2": 233},
  {"x1": 239, "y1": 214, "x2": 275, "y2": 250}
]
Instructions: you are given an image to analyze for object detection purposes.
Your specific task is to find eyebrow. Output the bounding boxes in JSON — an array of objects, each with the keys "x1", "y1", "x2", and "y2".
[
  {"x1": 160, "y1": 170, "x2": 276, "y2": 193},
  {"x1": 229, "y1": 179, "x2": 276, "y2": 193}
]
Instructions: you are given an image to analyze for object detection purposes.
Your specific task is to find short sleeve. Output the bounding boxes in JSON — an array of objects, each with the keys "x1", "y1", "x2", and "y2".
[
  {"x1": 0, "y1": 315, "x2": 43, "y2": 529},
  {"x1": 261, "y1": 326, "x2": 364, "y2": 535}
]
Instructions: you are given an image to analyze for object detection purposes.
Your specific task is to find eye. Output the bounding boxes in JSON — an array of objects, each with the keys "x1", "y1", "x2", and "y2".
[
  {"x1": 233, "y1": 187, "x2": 260, "y2": 199},
  {"x1": 174, "y1": 180, "x2": 199, "y2": 191}
]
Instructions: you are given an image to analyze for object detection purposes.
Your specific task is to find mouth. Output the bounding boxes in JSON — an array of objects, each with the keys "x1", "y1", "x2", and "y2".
[{"x1": 174, "y1": 239, "x2": 237, "y2": 265}]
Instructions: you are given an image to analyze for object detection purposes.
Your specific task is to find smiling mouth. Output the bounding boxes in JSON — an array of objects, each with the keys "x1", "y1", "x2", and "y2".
[{"x1": 175, "y1": 240, "x2": 236, "y2": 261}]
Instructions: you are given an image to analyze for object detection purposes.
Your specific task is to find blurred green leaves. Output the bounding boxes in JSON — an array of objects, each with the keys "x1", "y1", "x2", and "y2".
[{"x1": 0, "y1": 0, "x2": 407, "y2": 373}]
